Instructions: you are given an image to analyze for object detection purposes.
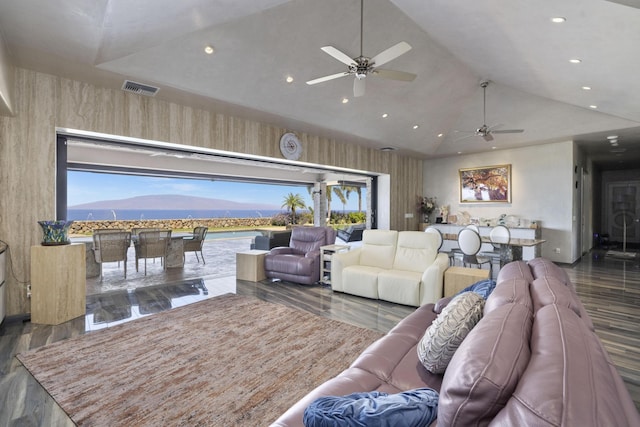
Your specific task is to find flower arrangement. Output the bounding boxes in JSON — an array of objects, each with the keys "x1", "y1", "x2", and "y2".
[{"x1": 418, "y1": 196, "x2": 437, "y2": 222}]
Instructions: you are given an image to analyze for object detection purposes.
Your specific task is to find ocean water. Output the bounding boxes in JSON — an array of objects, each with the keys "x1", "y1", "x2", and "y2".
[{"x1": 67, "y1": 209, "x2": 288, "y2": 221}]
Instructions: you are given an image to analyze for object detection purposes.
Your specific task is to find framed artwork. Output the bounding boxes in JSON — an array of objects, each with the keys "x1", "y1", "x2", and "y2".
[{"x1": 459, "y1": 164, "x2": 511, "y2": 203}]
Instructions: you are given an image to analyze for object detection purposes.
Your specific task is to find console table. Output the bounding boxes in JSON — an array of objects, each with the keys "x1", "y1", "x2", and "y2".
[{"x1": 31, "y1": 243, "x2": 86, "y2": 325}]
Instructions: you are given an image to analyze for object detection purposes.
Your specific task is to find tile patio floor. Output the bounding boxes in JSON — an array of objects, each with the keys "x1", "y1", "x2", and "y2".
[{"x1": 86, "y1": 236, "x2": 256, "y2": 295}]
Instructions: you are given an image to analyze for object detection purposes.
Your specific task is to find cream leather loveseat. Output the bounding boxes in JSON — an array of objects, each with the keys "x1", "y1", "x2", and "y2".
[{"x1": 330, "y1": 230, "x2": 449, "y2": 306}]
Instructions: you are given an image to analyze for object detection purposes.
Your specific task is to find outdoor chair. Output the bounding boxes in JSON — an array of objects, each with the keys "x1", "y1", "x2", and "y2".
[
  {"x1": 336, "y1": 224, "x2": 365, "y2": 243},
  {"x1": 134, "y1": 229, "x2": 172, "y2": 275},
  {"x1": 183, "y1": 226, "x2": 208, "y2": 264},
  {"x1": 92, "y1": 230, "x2": 132, "y2": 279},
  {"x1": 132, "y1": 227, "x2": 161, "y2": 237}
]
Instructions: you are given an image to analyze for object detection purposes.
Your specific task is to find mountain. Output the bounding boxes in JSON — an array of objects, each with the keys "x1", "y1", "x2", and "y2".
[{"x1": 69, "y1": 195, "x2": 280, "y2": 210}]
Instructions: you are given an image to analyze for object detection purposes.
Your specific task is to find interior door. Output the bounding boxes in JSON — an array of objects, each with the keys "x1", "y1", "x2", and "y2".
[{"x1": 606, "y1": 182, "x2": 640, "y2": 245}]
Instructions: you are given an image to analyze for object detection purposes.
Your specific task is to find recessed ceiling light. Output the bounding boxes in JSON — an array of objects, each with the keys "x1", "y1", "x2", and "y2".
[
  {"x1": 342, "y1": 98, "x2": 349, "y2": 104},
  {"x1": 581, "y1": 86, "x2": 592, "y2": 90},
  {"x1": 551, "y1": 17, "x2": 566, "y2": 23},
  {"x1": 569, "y1": 58, "x2": 582, "y2": 64},
  {"x1": 380, "y1": 146, "x2": 396, "y2": 152},
  {"x1": 437, "y1": 133, "x2": 444, "y2": 138},
  {"x1": 589, "y1": 105, "x2": 598, "y2": 109},
  {"x1": 611, "y1": 142, "x2": 619, "y2": 147},
  {"x1": 492, "y1": 146, "x2": 497, "y2": 150},
  {"x1": 609, "y1": 139, "x2": 618, "y2": 144},
  {"x1": 285, "y1": 76, "x2": 294, "y2": 83},
  {"x1": 382, "y1": 113, "x2": 389, "y2": 118},
  {"x1": 607, "y1": 135, "x2": 618, "y2": 140},
  {"x1": 412, "y1": 125, "x2": 419, "y2": 129},
  {"x1": 204, "y1": 45, "x2": 214, "y2": 54},
  {"x1": 457, "y1": 151, "x2": 463, "y2": 155}
]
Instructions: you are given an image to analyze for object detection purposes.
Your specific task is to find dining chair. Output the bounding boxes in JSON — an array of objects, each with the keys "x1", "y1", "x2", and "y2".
[
  {"x1": 466, "y1": 224, "x2": 480, "y2": 233},
  {"x1": 448, "y1": 224, "x2": 481, "y2": 266},
  {"x1": 482, "y1": 225, "x2": 511, "y2": 268},
  {"x1": 184, "y1": 226, "x2": 208, "y2": 264},
  {"x1": 424, "y1": 226, "x2": 444, "y2": 251},
  {"x1": 457, "y1": 228, "x2": 492, "y2": 278},
  {"x1": 92, "y1": 230, "x2": 132, "y2": 279},
  {"x1": 134, "y1": 230, "x2": 172, "y2": 275},
  {"x1": 424, "y1": 226, "x2": 456, "y2": 267}
]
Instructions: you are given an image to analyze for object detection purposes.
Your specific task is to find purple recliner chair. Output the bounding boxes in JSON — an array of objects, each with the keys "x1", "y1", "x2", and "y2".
[{"x1": 264, "y1": 226, "x2": 336, "y2": 285}]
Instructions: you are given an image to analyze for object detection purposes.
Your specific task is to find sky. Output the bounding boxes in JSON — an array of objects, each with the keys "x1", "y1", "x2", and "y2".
[{"x1": 67, "y1": 171, "x2": 362, "y2": 211}]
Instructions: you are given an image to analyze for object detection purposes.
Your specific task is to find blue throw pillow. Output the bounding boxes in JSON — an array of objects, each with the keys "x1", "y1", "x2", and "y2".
[
  {"x1": 303, "y1": 387, "x2": 439, "y2": 427},
  {"x1": 459, "y1": 279, "x2": 497, "y2": 299}
]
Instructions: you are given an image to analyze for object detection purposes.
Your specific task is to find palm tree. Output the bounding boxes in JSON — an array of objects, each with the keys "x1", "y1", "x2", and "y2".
[
  {"x1": 343, "y1": 185, "x2": 363, "y2": 212},
  {"x1": 281, "y1": 193, "x2": 306, "y2": 224},
  {"x1": 333, "y1": 186, "x2": 348, "y2": 213}
]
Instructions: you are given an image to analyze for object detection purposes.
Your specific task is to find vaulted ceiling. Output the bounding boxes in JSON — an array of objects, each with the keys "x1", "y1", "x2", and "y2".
[{"x1": 1, "y1": 0, "x2": 639, "y2": 169}]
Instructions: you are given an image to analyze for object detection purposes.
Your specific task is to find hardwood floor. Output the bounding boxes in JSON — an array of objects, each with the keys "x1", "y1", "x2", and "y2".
[
  {"x1": 0, "y1": 248, "x2": 638, "y2": 425},
  {"x1": 566, "y1": 250, "x2": 640, "y2": 410}
]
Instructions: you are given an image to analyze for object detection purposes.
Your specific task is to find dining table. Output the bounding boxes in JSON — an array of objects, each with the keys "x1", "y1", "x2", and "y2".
[{"x1": 443, "y1": 233, "x2": 546, "y2": 265}]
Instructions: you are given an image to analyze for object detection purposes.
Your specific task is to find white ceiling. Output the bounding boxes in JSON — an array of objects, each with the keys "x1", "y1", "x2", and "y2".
[{"x1": 2, "y1": 0, "x2": 640, "y2": 169}]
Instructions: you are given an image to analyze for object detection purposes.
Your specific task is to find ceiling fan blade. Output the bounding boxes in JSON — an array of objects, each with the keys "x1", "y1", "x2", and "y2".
[
  {"x1": 372, "y1": 69, "x2": 416, "y2": 82},
  {"x1": 306, "y1": 72, "x2": 350, "y2": 85},
  {"x1": 371, "y1": 41, "x2": 412, "y2": 67},
  {"x1": 483, "y1": 133, "x2": 494, "y2": 142},
  {"x1": 492, "y1": 129, "x2": 524, "y2": 134},
  {"x1": 320, "y1": 46, "x2": 355, "y2": 66},
  {"x1": 353, "y1": 77, "x2": 366, "y2": 97}
]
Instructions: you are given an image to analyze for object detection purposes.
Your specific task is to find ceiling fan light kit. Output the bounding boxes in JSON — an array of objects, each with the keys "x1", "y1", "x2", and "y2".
[{"x1": 306, "y1": 0, "x2": 416, "y2": 97}]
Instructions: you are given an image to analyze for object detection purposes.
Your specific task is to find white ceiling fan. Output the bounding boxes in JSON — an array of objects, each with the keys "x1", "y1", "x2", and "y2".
[
  {"x1": 456, "y1": 81, "x2": 525, "y2": 142},
  {"x1": 306, "y1": 0, "x2": 416, "y2": 97}
]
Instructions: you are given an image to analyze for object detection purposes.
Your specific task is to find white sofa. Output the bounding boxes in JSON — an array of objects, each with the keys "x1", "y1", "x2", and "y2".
[{"x1": 330, "y1": 230, "x2": 449, "y2": 306}]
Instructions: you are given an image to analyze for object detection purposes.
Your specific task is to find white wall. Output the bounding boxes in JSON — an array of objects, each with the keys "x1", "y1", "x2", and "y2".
[{"x1": 423, "y1": 141, "x2": 576, "y2": 263}]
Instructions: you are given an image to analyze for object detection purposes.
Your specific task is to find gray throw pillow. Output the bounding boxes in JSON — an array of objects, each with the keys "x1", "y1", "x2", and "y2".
[{"x1": 417, "y1": 291, "x2": 485, "y2": 374}]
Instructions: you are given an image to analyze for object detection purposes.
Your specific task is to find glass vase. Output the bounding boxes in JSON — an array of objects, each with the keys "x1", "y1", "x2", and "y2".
[{"x1": 38, "y1": 220, "x2": 74, "y2": 246}]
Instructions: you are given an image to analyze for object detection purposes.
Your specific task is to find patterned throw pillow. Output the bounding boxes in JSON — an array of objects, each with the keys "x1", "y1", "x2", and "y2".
[
  {"x1": 459, "y1": 279, "x2": 497, "y2": 299},
  {"x1": 417, "y1": 292, "x2": 485, "y2": 374}
]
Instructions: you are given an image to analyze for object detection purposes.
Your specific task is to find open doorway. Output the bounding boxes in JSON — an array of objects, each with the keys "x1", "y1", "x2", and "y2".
[{"x1": 56, "y1": 129, "x2": 379, "y2": 295}]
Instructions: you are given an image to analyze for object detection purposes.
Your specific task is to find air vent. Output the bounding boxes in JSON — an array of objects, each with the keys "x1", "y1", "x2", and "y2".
[{"x1": 121, "y1": 80, "x2": 160, "y2": 97}]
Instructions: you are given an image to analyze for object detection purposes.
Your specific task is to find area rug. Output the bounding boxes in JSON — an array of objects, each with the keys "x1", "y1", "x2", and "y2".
[{"x1": 17, "y1": 294, "x2": 383, "y2": 426}]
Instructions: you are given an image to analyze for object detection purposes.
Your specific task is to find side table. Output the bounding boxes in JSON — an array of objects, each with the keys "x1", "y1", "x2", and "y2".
[
  {"x1": 236, "y1": 250, "x2": 269, "y2": 282},
  {"x1": 320, "y1": 244, "x2": 350, "y2": 285},
  {"x1": 444, "y1": 266, "x2": 490, "y2": 297},
  {"x1": 31, "y1": 243, "x2": 86, "y2": 325}
]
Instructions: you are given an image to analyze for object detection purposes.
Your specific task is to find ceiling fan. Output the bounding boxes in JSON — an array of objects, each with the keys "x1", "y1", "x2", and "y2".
[
  {"x1": 306, "y1": 0, "x2": 416, "y2": 97},
  {"x1": 456, "y1": 81, "x2": 524, "y2": 142}
]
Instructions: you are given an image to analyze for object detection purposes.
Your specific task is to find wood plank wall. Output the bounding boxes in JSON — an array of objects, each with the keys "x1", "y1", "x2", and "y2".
[{"x1": 0, "y1": 68, "x2": 423, "y2": 316}]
